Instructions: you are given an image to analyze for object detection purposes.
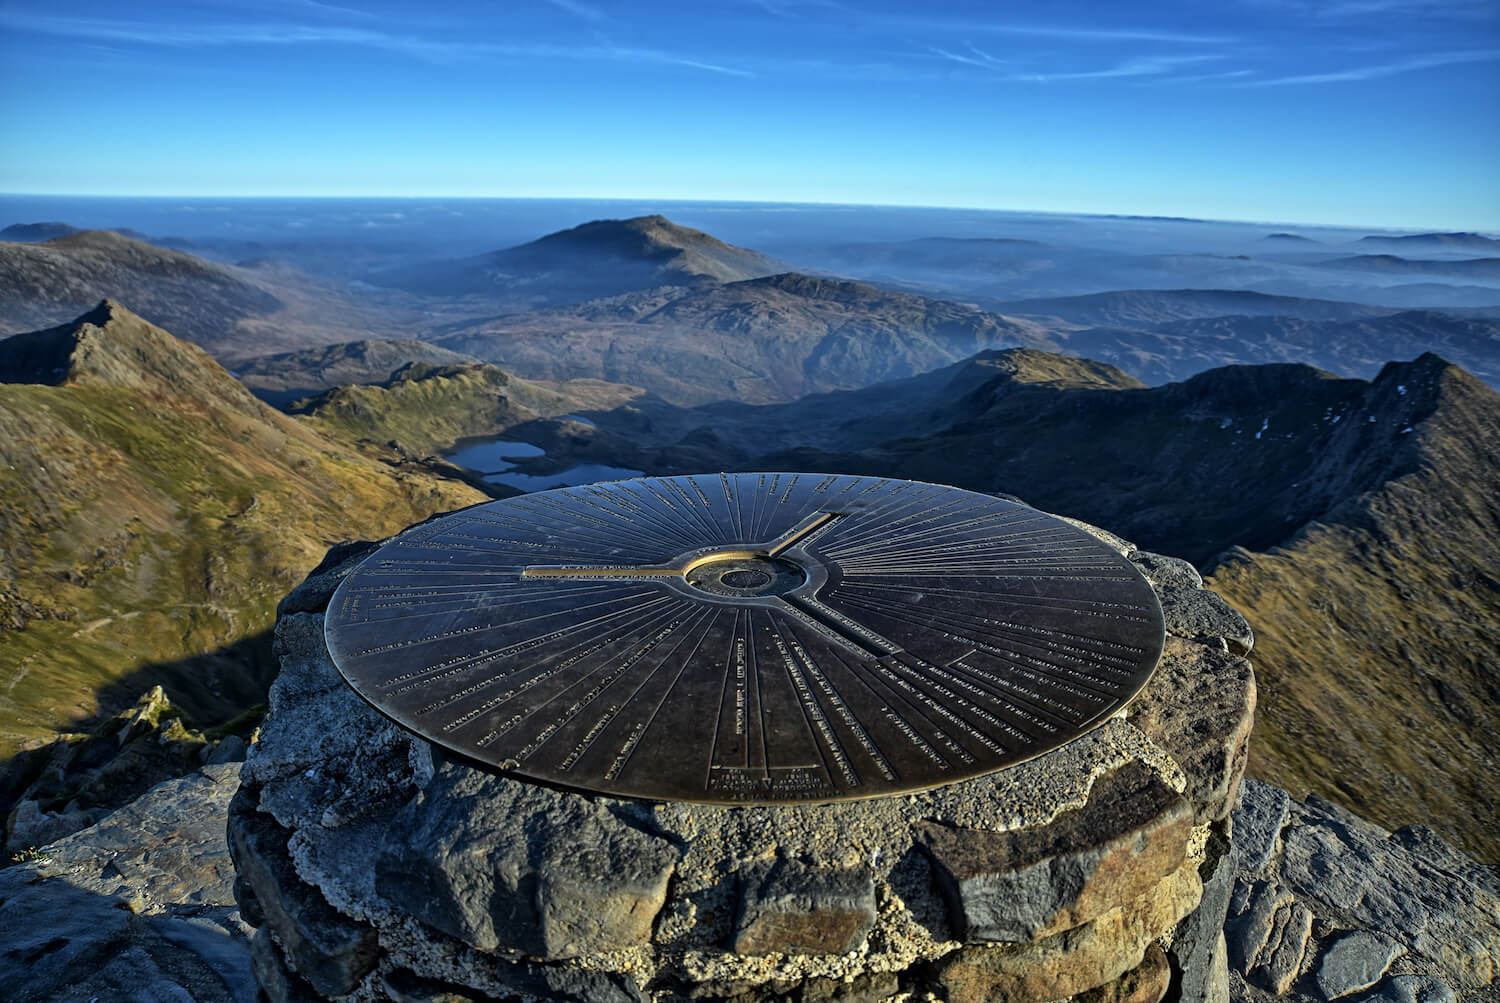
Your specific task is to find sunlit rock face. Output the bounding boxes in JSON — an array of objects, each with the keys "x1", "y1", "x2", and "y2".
[{"x1": 225, "y1": 514, "x2": 1258, "y2": 1003}]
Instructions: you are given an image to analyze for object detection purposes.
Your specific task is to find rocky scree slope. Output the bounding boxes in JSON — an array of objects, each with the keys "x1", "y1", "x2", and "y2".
[{"x1": 0, "y1": 301, "x2": 486, "y2": 756}]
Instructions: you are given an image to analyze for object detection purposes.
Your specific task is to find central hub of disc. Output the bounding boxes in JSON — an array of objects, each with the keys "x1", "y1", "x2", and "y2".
[{"x1": 685, "y1": 553, "x2": 807, "y2": 597}]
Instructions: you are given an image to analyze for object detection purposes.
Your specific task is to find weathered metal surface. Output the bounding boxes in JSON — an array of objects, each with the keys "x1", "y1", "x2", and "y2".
[{"x1": 325, "y1": 474, "x2": 1165, "y2": 804}]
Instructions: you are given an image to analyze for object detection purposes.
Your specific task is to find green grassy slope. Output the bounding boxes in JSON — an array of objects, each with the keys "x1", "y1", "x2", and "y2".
[{"x1": 0, "y1": 302, "x2": 486, "y2": 754}]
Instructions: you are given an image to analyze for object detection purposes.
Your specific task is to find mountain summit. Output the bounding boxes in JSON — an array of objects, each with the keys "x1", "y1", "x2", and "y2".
[
  {"x1": 0, "y1": 299, "x2": 259, "y2": 403},
  {"x1": 369, "y1": 214, "x2": 791, "y2": 306},
  {"x1": 514, "y1": 214, "x2": 786, "y2": 283}
]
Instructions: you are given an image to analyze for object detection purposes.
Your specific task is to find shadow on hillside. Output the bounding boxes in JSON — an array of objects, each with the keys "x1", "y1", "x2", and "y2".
[{"x1": 0, "y1": 628, "x2": 275, "y2": 845}]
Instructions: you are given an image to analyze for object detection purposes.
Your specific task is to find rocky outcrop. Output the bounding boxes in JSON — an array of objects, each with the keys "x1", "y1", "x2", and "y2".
[
  {"x1": 225, "y1": 521, "x2": 1258, "y2": 1002},
  {"x1": 0, "y1": 762, "x2": 256, "y2": 1002},
  {"x1": 1225, "y1": 779, "x2": 1500, "y2": 1003},
  {"x1": 2, "y1": 684, "x2": 250, "y2": 856}
]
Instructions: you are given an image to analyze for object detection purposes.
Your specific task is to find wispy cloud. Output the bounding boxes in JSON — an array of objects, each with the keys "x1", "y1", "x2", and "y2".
[
  {"x1": 887, "y1": 16, "x2": 1235, "y2": 46},
  {"x1": 1242, "y1": 0, "x2": 1496, "y2": 19},
  {"x1": 928, "y1": 44, "x2": 1007, "y2": 71},
  {"x1": 541, "y1": 0, "x2": 608, "y2": 22},
  {"x1": 1150, "y1": 68, "x2": 1256, "y2": 85},
  {"x1": 1010, "y1": 55, "x2": 1222, "y2": 83},
  {"x1": 0, "y1": 10, "x2": 752, "y2": 75},
  {"x1": 1247, "y1": 48, "x2": 1500, "y2": 84},
  {"x1": 745, "y1": 0, "x2": 851, "y2": 18}
]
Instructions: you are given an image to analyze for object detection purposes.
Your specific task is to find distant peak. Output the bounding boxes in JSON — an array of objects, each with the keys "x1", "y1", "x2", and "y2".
[{"x1": 1, "y1": 221, "x2": 80, "y2": 242}]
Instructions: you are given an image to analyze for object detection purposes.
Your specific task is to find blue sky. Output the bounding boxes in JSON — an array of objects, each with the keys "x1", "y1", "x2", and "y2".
[{"x1": 1, "y1": 0, "x2": 1496, "y2": 228}]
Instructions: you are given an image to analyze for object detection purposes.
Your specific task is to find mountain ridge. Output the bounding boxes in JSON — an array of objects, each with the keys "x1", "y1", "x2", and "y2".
[{"x1": 0, "y1": 302, "x2": 485, "y2": 753}]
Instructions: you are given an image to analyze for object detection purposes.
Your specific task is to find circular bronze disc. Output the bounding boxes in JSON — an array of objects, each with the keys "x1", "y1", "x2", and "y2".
[{"x1": 325, "y1": 474, "x2": 1164, "y2": 804}]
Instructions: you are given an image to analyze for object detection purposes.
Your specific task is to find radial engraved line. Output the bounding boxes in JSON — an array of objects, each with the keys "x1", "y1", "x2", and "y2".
[
  {"x1": 894, "y1": 650, "x2": 1081, "y2": 733},
  {"x1": 509, "y1": 599, "x2": 702, "y2": 764},
  {"x1": 636, "y1": 478, "x2": 718, "y2": 547},
  {"x1": 830, "y1": 532, "x2": 1109, "y2": 564},
  {"x1": 877, "y1": 655, "x2": 1015, "y2": 755},
  {"x1": 841, "y1": 579, "x2": 1155, "y2": 618},
  {"x1": 889, "y1": 652, "x2": 1041, "y2": 746},
  {"x1": 607, "y1": 605, "x2": 725, "y2": 784},
  {"x1": 373, "y1": 592, "x2": 673, "y2": 688},
  {"x1": 579, "y1": 483, "x2": 704, "y2": 552},
  {"x1": 535, "y1": 490, "x2": 685, "y2": 554},
  {"x1": 660, "y1": 476, "x2": 723, "y2": 543},
  {"x1": 767, "y1": 617, "x2": 855, "y2": 789},
  {"x1": 779, "y1": 623, "x2": 894, "y2": 784},
  {"x1": 823, "y1": 508, "x2": 1053, "y2": 559},
  {"x1": 724, "y1": 472, "x2": 747, "y2": 540},
  {"x1": 706, "y1": 608, "x2": 748, "y2": 779},
  {"x1": 351, "y1": 588, "x2": 667, "y2": 659},
  {"x1": 557, "y1": 605, "x2": 716, "y2": 773},
  {"x1": 422, "y1": 599, "x2": 689, "y2": 722},
  {"x1": 828, "y1": 592, "x2": 1126, "y2": 698},
  {"x1": 818, "y1": 486, "x2": 975, "y2": 550},
  {"x1": 837, "y1": 589, "x2": 1147, "y2": 667},
  {"x1": 941, "y1": 655, "x2": 1103, "y2": 728}
]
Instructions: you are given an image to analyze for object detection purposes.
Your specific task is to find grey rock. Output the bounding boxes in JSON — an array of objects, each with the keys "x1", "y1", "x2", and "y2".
[
  {"x1": 1235, "y1": 780, "x2": 1291, "y2": 877},
  {"x1": 932, "y1": 859, "x2": 1204, "y2": 1003},
  {"x1": 1351, "y1": 974, "x2": 1457, "y2": 1003},
  {"x1": 1158, "y1": 583, "x2": 1255, "y2": 654},
  {"x1": 205, "y1": 735, "x2": 247, "y2": 765},
  {"x1": 6, "y1": 797, "x2": 96, "y2": 850},
  {"x1": 1074, "y1": 942, "x2": 1172, "y2": 1003},
  {"x1": 1388, "y1": 824, "x2": 1500, "y2": 898},
  {"x1": 382, "y1": 961, "x2": 644, "y2": 1003},
  {"x1": 248, "y1": 927, "x2": 317, "y2": 1003},
  {"x1": 1225, "y1": 879, "x2": 1313, "y2": 994},
  {"x1": 0, "y1": 880, "x2": 256, "y2": 1003},
  {"x1": 1131, "y1": 550, "x2": 1204, "y2": 589},
  {"x1": 1172, "y1": 831, "x2": 1238, "y2": 1003},
  {"x1": 1053, "y1": 513, "x2": 1135, "y2": 555},
  {"x1": 226, "y1": 795, "x2": 378, "y2": 995},
  {"x1": 241, "y1": 613, "x2": 412, "y2": 814},
  {"x1": 375, "y1": 759, "x2": 679, "y2": 959},
  {"x1": 233, "y1": 873, "x2": 264, "y2": 928},
  {"x1": 1277, "y1": 802, "x2": 1500, "y2": 988},
  {"x1": 1129, "y1": 637, "x2": 1257, "y2": 821},
  {"x1": 918, "y1": 761, "x2": 1192, "y2": 942},
  {"x1": 1316, "y1": 931, "x2": 1406, "y2": 999},
  {"x1": 0, "y1": 763, "x2": 254, "y2": 1002},
  {"x1": 732, "y1": 861, "x2": 876, "y2": 955},
  {"x1": 274, "y1": 538, "x2": 378, "y2": 617},
  {"x1": 1204, "y1": 932, "x2": 1231, "y2": 1003},
  {"x1": 2, "y1": 763, "x2": 241, "y2": 903}
]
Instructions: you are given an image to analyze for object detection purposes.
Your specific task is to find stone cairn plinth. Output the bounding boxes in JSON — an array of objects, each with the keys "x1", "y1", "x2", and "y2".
[{"x1": 228, "y1": 520, "x2": 1257, "y2": 1003}]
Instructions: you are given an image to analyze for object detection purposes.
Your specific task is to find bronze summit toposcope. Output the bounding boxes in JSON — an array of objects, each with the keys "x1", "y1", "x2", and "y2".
[{"x1": 325, "y1": 474, "x2": 1166, "y2": 805}]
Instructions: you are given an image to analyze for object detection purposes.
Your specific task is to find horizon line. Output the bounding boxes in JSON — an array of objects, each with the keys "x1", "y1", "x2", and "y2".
[{"x1": 0, "y1": 191, "x2": 1492, "y2": 237}]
